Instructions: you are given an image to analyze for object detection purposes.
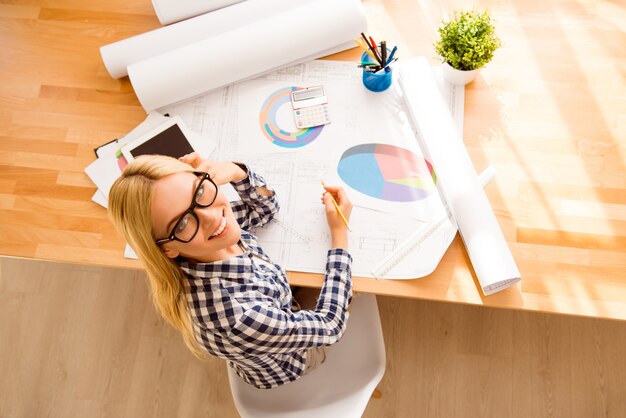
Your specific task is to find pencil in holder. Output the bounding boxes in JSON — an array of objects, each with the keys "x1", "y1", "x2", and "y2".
[{"x1": 361, "y1": 50, "x2": 393, "y2": 92}]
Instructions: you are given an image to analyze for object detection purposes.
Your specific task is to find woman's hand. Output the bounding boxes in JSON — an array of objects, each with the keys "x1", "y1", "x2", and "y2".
[
  {"x1": 179, "y1": 153, "x2": 247, "y2": 185},
  {"x1": 321, "y1": 184, "x2": 352, "y2": 249}
]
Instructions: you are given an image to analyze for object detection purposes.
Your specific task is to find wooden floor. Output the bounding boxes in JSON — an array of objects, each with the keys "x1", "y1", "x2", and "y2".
[{"x1": 1, "y1": 256, "x2": 625, "y2": 418}]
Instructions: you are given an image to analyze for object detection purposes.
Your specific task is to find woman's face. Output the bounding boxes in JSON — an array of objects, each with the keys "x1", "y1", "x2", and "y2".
[{"x1": 151, "y1": 171, "x2": 242, "y2": 262}]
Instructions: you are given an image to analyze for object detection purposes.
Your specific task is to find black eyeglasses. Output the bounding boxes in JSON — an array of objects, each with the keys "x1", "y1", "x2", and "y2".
[{"x1": 155, "y1": 172, "x2": 218, "y2": 246}]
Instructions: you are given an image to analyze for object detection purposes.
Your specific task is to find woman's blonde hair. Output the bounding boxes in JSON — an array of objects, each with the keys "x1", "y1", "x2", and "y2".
[{"x1": 108, "y1": 155, "x2": 207, "y2": 359}]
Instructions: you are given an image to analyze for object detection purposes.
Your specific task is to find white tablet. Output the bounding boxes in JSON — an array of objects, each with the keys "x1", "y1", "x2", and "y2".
[{"x1": 120, "y1": 115, "x2": 196, "y2": 163}]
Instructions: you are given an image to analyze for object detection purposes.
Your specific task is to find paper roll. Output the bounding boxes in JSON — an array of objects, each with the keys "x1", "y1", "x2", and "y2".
[
  {"x1": 100, "y1": 0, "x2": 319, "y2": 79},
  {"x1": 127, "y1": 0, "x2": 366, "y2": 111},
  {"x1": 398, "y1": 57, "x2": 521, "y2": 295},
  {"x1": 151, "y1": 0, "x2": 246, "y2": 25},
  {"x1": 101, "y1": 0, "x2": 366, "y2": 111}
]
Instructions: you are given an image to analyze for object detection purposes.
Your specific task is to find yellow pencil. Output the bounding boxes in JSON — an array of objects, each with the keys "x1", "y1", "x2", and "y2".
[
  {"x1": 354, "y1": 39, "x2": 377, "y2": 63},
  {"x1": 321, "y1": 181, "x2": 352, "y2": 232}
]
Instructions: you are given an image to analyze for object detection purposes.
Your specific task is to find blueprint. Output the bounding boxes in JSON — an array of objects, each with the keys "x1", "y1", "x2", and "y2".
[{"x1": 161, "y1": 59, "x2": 464, "y2": 278}]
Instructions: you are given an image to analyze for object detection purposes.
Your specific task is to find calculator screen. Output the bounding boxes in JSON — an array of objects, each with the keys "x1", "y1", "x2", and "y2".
[{"x1": 293, "y1": 87, "x2": 324, "y2": 102}]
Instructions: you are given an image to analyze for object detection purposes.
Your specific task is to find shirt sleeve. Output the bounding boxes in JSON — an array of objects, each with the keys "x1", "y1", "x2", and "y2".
[
  {"x1": 229, "y1": 163, "x2": 280, "y2": 231},
  {"x1": 230, "y1": 249, "x2": 353, "y2": 355}
]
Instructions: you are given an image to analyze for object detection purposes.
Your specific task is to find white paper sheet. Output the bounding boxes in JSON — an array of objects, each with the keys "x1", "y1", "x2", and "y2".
[
  {"x1": 399, "y1": 57, "x2": 521, "y2": 294},
  {"x1": 151, "y1": 0, "x2": 246, "y2": 25},
  {"x1": 91, "y1": 190, "x2": 108, "y2": 209},
  {"x1": 124, "y1": 244, "x2": 138, "y2": 259},
  {"x1": 127, "y1": 0, "x2": 366, "y2": 111},
  {"x1": 234, "y1": 77, "x2": 440, "y2": 221}
]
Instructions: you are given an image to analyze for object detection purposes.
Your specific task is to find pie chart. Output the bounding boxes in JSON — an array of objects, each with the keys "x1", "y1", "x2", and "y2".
[
  {"x1": 337, "y1": 143, "x2": 436, "y2": 202},
  {"x1": 258, "y1": 86, "x2": 324, "y2": 148}
]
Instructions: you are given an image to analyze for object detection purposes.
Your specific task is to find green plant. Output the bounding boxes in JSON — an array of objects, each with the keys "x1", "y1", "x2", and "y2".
[{"x1": 434, "y1": 10, "x2": 502, "y2": 71}]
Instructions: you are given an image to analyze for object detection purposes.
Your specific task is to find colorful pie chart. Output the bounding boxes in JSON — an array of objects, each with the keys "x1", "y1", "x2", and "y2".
[
  {"x1": 337, "y1": 143, "x2": 436, "y2": 202},
  {"x1": 259, "y1": 86, "x2": 324, "y2": 148}
]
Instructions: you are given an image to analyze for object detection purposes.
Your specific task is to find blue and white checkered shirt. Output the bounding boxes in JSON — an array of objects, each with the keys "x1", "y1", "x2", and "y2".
[{"x1": 179, "y1": 166, "x2": 353, "y2": 389}]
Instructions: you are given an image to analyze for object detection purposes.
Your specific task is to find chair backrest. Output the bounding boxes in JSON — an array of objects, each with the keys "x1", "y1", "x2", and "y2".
[{"x1": 228, "y1": 293, "x2": 386, "y2": 418}]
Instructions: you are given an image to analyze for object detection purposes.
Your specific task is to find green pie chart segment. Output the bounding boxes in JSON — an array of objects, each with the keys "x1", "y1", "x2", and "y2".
[{"x1": 337, "y1": 143, "x2": 436, "y2": 202}]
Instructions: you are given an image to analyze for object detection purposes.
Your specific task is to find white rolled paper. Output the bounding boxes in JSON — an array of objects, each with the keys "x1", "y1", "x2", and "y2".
[
  {"x1": 398, "y1": 57, "x2": 521, "y2": 295},
  {"x1": 151, "y1": 0, "x2": 246, "y2": 25},
  {"x1": 100, "y1": 0, "x2": 366, "y2": 111},
  {"x1": 101, "y1": 0, "x2": 316, "y2": 79}
]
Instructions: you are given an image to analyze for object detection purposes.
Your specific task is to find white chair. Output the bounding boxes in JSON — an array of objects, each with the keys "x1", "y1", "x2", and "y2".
[{"x1": 227, "y1": 294, "x2": 386, "y2": 418}]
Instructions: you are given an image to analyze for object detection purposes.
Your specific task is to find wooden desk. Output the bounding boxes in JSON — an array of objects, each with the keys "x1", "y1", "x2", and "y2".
[{"x1": 1, "y1": 0, "x2": 624, "y2": 319}]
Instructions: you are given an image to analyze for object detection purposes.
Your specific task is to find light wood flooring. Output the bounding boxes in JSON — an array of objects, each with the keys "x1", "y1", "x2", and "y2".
[{"x1": 1, "y1": 257, "x2": 625, "y2": 418}]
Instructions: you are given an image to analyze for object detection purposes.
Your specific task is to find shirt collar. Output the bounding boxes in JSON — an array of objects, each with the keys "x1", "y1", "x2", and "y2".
[{"x1": 178, "y1": 232, "x2": 256, "y2": 279}]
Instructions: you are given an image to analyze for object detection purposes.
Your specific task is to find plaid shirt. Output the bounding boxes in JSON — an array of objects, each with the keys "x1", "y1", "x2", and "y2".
[{"x1": 179, "y1": 166, "x2": 353, "y2": 389}]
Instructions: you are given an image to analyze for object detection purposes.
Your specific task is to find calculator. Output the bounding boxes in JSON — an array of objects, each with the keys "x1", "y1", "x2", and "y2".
[{"x1": 290, "y1": 86, "x2": 331, "y2": 129}]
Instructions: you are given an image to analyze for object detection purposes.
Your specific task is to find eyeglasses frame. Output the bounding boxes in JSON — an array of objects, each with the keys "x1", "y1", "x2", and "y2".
[{"x1": 155, "y1": 171, "x2": 218, "y2": 246}]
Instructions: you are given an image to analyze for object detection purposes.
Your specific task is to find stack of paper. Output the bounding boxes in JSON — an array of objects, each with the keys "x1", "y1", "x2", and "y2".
[
  {"x1": 84, "y1": 112, "x2": 169, "y2": 208},
  {"x1": 85, "y1": 111, "x2": 216, "y2": 209}
]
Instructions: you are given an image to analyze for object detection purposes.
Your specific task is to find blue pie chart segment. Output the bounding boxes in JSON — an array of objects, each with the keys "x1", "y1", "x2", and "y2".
[{"x1": 337, "y1": 143, "x2": 436, "y2": 202}]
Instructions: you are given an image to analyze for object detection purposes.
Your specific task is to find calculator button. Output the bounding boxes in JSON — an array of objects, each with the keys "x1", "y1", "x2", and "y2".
[{"x1": 293, "y1": 104, "x2": 330, "y2": 128}]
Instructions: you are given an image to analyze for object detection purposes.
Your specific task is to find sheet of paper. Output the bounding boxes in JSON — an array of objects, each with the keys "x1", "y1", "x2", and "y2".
[
  {"x1": 234, "y1": 156, "x2": 456, "y2": 278},
  {"x1": 235, "y1": 76, "x2": 440, "y2": 221},
  {"x1": 124, "y1": 244, "x2": 138, "y2": 259},
  {"x1": 91, "y1": 190, "x2": 108, "y2": 209},
  {"x1": 160, "y1": 59, "x2": 465, "y2": 278}
]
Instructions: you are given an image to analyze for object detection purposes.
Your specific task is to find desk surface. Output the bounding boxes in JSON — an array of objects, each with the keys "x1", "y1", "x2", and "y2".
[{"x1": 1, "y1": 0, "x2": 625, "y2": 320}]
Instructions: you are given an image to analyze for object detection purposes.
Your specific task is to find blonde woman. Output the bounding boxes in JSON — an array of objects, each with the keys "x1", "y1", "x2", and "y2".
[{"x1": 108, "y1": 153, "x2": 353, "y2": 389}]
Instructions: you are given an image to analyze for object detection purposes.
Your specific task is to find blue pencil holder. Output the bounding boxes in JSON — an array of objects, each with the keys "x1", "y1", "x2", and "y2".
[{"x1": 361, "y1": 50, "x2": 393, "y2": 92}]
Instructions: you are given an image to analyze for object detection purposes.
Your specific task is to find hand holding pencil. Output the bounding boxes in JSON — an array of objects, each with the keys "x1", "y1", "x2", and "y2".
[{"x1": 321, "y1": 182, "x2": 352, "y2": 249}]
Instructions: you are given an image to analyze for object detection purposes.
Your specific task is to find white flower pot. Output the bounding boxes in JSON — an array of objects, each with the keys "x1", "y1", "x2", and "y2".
[{"x1": 441, "y1": 62, "x2": 479, "y2": 85}]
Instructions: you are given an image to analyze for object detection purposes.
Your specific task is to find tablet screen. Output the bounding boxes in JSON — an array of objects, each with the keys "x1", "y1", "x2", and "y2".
[{"x1": 129, "y1": 124, "x2": 194, "y2": 159}]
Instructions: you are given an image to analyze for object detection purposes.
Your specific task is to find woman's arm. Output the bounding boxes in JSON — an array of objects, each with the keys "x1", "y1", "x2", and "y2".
[
  {"x1": 230, "y1": 249, "x2": 353, "y2": 355},
  {"x1": 180, "y1": 153, "x2": 279, "y2": 230},
  {"x1": 229, "y1": 165, "x2": 279, "y2": 230}
]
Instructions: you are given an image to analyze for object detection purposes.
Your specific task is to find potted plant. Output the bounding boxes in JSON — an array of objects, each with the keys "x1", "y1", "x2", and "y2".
[{"x1": 434, "y1": 10, "x2": 502, "y2": 85}]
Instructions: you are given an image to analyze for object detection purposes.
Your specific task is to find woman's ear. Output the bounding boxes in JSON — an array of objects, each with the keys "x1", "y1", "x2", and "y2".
[{"x1": 161, "y1": 246, "x2": 180, "y2": 259}]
